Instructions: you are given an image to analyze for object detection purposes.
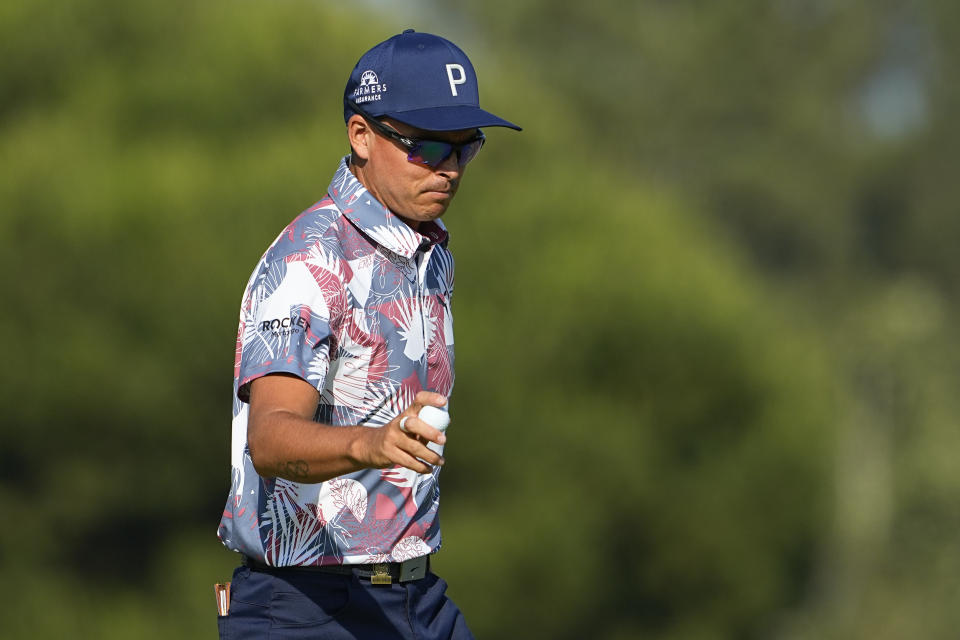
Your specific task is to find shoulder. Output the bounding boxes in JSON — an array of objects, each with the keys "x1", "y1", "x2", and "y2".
[
  {"x1": 241, "y1": 198, "x2": 351, "y2": 302},
  {"x1": 262, "y1": 197, "x2": 346, "y2": 265}
]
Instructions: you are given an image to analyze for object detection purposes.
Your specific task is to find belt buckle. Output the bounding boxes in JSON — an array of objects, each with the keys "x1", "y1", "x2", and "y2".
[
  {"x1": 370, "y1": 563, "x2": 392, "y2": 586},
  {"x1": 398, "y1": 555, "x2": 428, "y2": 582}
]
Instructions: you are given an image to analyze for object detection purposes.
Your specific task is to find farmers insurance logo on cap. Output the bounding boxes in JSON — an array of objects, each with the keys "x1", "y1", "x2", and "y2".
[
  {"x1": 353, "y1": 70, "x2": 388, "y2": 104},
  {"x1": 343, "y1": 29, "x2": 522, "y2": 132}
]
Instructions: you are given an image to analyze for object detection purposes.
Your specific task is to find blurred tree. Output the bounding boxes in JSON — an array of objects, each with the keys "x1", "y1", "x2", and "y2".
[
  {"x1": 0, "y1": 0, "x2": 365, "y2": 592},
  {"x1": 437, "y1": 150, "x2": 834, "y2": 639},
  {"x1": 425, "y1": 0, "x2": 960, "y2": 637}
]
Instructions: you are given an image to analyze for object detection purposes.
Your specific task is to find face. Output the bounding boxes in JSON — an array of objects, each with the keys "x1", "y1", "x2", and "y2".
[{"x1": 348, "y1": 115, "x2": 479, "y2": 228}]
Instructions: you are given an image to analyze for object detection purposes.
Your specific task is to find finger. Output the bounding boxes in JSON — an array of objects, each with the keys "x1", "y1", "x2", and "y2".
[
  {"x1": 392, "y1": 447, "x2": 440, "y2": 474},
  {"x1": 398, "y1": 416, "x2": 446, "y2": 446},
  {"x1": 413, "y1": 390, "x2": 448, "y2": 408},
  {"x1": 396, "y1": 435, "x2": 445, "y2": 467}
]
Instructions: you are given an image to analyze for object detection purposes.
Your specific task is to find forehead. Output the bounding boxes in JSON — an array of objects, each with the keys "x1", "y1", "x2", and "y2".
[{"x1": 384, "y1": 118, "x2": 479, "y2": 144}]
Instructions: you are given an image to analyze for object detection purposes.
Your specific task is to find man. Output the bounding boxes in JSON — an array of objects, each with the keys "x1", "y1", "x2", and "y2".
[{"x1": 216, "y1": 30, "x2": 520, "y2": 639}]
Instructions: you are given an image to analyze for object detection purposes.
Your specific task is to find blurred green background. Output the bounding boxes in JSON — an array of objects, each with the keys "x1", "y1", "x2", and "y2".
[{"x1": 2, "y1": 0, "x2": 958, "y2": 638}]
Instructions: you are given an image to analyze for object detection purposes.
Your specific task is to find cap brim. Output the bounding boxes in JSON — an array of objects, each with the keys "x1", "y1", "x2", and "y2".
[{"x1": 383, "y1": 105, "x2": 522, "y2": 132}]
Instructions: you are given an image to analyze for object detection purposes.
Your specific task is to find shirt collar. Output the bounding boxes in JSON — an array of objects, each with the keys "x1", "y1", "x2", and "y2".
[{"x1": 327, "y1": 157, "x2": 449, "y2": 259}]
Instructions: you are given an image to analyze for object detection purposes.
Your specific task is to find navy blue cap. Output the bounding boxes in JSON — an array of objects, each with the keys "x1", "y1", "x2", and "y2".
[{"x1": 343, "y1": 30, "x2": 521, "y2": 132}]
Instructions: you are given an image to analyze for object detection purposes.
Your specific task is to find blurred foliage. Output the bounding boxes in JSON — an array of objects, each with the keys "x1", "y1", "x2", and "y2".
[{"x1": 0, "y1": 0, "x2": 957, "y2": 638}]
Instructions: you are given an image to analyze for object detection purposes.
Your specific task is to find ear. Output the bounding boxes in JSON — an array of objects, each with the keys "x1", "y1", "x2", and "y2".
[{"x1": 347, "y1": 114, "x2": 373, "y2": 161}]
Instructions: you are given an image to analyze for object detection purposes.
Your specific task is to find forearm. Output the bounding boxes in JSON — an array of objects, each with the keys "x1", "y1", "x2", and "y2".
[
  {"x1": 248, "y1": 410, "x2": 372, "y2": 484},
  {"x1": 246, "y1": 374, "x2": 448, "y2": 483}
]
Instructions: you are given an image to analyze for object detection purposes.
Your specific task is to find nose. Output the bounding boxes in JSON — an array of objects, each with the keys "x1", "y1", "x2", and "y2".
[{"x1": 434, "y1": 150, "x2": 463, "y2": 181}]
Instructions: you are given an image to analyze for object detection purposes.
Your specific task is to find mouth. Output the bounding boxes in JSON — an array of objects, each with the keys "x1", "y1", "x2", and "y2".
[{"x1": 425, "y1": 177, "x2": 458, "y2": 195}]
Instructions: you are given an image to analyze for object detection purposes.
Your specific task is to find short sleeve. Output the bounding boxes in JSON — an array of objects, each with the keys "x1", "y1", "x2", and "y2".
[{"x1": 236, "y1": 256, "x2": 340, "y2": 402}]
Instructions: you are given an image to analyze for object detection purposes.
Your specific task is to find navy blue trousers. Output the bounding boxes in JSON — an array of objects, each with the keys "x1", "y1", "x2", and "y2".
[{"x1": 218, "y1": 565, "x2": 475, "y2": 639}]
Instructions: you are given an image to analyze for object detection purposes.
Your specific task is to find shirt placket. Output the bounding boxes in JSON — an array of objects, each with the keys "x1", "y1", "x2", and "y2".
[
  {"x1": 414, "y1": 244, "x2": 439, "y2": 391},
  {"x1": 415, "y1": 243, "x2": 434, "y2": 382}
]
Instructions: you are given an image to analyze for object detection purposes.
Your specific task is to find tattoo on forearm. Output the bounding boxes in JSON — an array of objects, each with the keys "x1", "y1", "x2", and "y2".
[{"x1": 280, "y1": 459, "x2": 310, "y2": 480}]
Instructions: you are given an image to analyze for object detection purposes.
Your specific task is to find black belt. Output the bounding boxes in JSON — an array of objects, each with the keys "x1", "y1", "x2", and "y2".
[{"x1": 242, "y1": 555, "x2": 429, "y2": 584}]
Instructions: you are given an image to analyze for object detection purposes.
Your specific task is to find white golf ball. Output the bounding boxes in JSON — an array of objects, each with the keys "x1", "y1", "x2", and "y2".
[
  {"x1": 419, "y1": 405, "x2": 450, "y2": 456},
  {"x1": 418, "y1": 405, "x2": 450, "y2": 431}
]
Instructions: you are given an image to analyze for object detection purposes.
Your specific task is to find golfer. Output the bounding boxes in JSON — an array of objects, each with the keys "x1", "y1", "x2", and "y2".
[{"x1": 216, "y1": 29, "x2": 520, "y2": 639}]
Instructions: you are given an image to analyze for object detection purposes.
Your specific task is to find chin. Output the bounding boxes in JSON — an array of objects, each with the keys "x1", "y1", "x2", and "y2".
[{"x1": 417, "y1": 205, "x2": 450, "y2": 220}]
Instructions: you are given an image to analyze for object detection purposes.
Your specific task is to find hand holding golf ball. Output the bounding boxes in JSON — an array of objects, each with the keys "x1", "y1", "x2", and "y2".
[{"x1": 399, "y1": 404, "x2": 449, "y2": 457}]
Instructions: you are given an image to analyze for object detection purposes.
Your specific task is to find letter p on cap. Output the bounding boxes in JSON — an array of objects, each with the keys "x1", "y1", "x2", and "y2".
[{"x1": 446, "y1": 64, "x2": 466, "y2": 96}]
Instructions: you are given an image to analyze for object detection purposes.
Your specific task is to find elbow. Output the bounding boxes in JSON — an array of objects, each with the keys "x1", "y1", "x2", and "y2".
[
  {"x1": 246, "y1": 415, "x2": 276, "y2": 477},
  {"x1": 248, "y1": 446, "x2": 272, "y2": 478}
]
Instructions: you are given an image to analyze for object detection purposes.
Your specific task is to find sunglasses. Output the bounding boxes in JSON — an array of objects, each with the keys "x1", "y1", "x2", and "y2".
[{"x1": 348, "y1": 102, "x2": 485, "y2": 169}]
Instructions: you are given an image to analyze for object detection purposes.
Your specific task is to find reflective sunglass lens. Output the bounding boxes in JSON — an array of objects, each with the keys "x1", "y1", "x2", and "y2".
[
  {"x1": 409, "y1": 139, "x2": 484, "y2": 168},
  {"x1": 411, "y1": 140, "x2": 455, "y2": 167},
  {"x1": 458, "y1": 139, "x2": 483, "y2": 166}
]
